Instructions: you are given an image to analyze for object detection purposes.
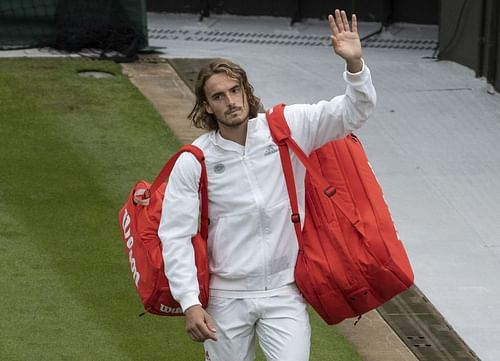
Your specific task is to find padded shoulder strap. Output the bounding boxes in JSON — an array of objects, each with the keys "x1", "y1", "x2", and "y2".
[
  {"x1": 266, "y1": 104, "x2": 305, "y2": 249},
  {"x1": 266, "y1": 105, "x2": 336, "y2": 196},
  {"x1": 150, "y1": 144, "x2": 209, "y2": 239},
  {"x1": 266, "y1": 103, "x2": 290, "y2": 143},
  {"x1": 266, "y1": 105, "x2": 363, "y2": 236}
]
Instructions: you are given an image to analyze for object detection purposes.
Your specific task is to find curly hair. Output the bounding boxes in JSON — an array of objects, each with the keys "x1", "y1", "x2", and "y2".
[{"x1": 188, "y1": 58, "x2": 261, "y2": 131}]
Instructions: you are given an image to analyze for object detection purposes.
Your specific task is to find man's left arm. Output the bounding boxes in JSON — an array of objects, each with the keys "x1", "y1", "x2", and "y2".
[{"x1": 285, "y1": 9, "x2": 376, "y2": 153}]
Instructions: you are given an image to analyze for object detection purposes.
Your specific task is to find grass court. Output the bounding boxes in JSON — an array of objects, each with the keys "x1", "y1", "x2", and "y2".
[{"x1": 0, "y1": 58, "x2": 362, "y2": 361}]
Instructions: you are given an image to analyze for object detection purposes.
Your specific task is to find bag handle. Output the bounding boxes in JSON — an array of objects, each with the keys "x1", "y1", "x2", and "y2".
[
  {"x1": 266, "y1": 104, "x2": 363, "y2": 237},
  {"x1": 144, "y1": 145, "x2": 209, "y2": 239}
]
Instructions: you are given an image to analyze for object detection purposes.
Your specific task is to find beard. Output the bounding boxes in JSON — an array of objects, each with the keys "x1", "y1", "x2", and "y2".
[{"x1": 217, "y1": 106, "x2": 248, "y2": 128}]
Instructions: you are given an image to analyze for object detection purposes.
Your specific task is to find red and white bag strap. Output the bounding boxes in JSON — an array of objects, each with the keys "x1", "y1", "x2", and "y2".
[{"x1": 142, "y1": 145, "x2": 208, "y2": 239}]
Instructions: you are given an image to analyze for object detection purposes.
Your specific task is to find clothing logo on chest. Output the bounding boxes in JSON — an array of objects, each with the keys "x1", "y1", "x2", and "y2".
[
  {"x1": 213, "y1": 163, "x2": 226, "y2": 174},
  {"x1": 264, "y1": 144, "x2": 278, "y2": 156}
]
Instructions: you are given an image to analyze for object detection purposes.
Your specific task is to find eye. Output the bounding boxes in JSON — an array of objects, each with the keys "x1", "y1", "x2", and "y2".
[{"x1": 231, "y1": 86, "x2": 242, "y2": 94}]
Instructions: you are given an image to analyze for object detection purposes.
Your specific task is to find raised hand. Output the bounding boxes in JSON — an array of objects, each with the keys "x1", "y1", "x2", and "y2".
[{"x1": 328, "y1": 9, "x2": 363, "y2": 72}]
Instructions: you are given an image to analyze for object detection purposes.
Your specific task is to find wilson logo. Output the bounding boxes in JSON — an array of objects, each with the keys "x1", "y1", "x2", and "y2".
[
  {"x1": 121, "y1": 209, "x2": 141, "y2": 287},
  {"x1": 160, "y1": 304, "x2": 183, "y2": 314}
]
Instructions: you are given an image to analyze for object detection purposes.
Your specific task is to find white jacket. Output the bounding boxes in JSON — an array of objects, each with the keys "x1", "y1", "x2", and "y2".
[{"x1": 158, "y1": 63, "x2": 376, "y2": 311}]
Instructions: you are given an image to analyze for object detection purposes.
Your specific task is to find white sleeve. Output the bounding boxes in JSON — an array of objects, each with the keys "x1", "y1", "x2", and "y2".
[
  {"x1": 285, "y1": 60, "x2": 377, "y2": 154},
  {"x1": 158, "y1": 152, "x2": 202, "y2": 312}
]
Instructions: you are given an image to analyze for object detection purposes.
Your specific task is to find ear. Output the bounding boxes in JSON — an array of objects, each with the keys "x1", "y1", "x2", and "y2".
[{"x1": 204, "y1": 101, "x2": 214, "y2": 114}]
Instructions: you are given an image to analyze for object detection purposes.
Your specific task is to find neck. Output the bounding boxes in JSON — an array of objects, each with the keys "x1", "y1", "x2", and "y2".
[{"x1": 218, "y1": 122, "x2": 248, "y2": 146}]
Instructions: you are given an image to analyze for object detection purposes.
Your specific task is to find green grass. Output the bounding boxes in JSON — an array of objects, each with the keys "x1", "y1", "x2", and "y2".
[{"x1": 0, "y1": 58, "x2": 362, "y2": 361}]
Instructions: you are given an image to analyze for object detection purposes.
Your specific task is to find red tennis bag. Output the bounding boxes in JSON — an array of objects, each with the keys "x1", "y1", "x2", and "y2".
[
  {"x1": 267, "y1": 104, "x2": 414, "y2": 324},
  {"x1": 118, "y1": 145, "x2": 209, "y2": 315}
]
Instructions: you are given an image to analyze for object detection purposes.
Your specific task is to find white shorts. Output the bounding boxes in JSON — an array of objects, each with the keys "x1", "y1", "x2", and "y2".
[{"x1": 203, "y1": 284, "x2": 311, "y2": 361}]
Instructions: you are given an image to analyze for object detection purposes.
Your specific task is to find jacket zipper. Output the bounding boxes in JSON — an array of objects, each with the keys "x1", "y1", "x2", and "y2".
[{"x1": 241, "y1": 154, "x2": 269, "y2": 290}]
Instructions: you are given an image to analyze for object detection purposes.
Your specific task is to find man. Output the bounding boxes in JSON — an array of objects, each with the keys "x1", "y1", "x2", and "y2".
[{"x1": 158, "y1": 9, "x2": 376, "y2": 361}]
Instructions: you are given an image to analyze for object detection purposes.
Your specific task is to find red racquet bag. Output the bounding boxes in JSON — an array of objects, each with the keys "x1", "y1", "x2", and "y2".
[
  {"x1": 267, "y1": 104, "x2": 414, "y2": 324},
  {"x1": 118, "y1": 145, "x2": 209, "y2": 316}
]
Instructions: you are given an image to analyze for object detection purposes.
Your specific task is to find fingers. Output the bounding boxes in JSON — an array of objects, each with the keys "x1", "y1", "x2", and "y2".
[
  {"x1": 335, "y1": 9, "x2": 346, "y2": 32},
  {"x1": 328, "y1": 14, "x2": 338, "y2": 36},
  {"x1": 187, "y1": 320, "x2": 217, "y2": 342},
  {"x1": 352, "y1": 14, "x2": 358, "y2": 34},
  {"x1": 185, "y1": 306, "x2": 218, "y2": 342},
  {"x1": 205, "y1": 313, "x2": 217, "y2": 334},
  {"x1": 329, "y1": 9, "x2": 356, "y2": 35},
  {"x1": 341, "y1": 10, "x2": 350, "y2": 32},
  {"x1": 188, "y1": 324, "x2": 217, "y2": 342}
]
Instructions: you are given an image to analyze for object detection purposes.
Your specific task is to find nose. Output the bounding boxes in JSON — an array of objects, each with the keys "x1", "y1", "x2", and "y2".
[{"x1": 226, "y1": 92, "x2": 237, "y2": 105}]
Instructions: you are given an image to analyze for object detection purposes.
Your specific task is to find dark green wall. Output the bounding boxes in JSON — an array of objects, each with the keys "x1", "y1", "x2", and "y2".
[
  {"x1": 0, "y1": 0, "x2": 148, "y2": 51},
  {"x1": 146, "y1": 0, "x2": 438, "y2": 24},
  {"x1": 439, "y1": 0, "x2": 500, "y2": 91}
]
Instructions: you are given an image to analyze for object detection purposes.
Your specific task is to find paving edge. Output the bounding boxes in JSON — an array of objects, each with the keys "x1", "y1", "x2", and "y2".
[{"x1": 378, "y1": 285, "x2": 480, "y2": 361}]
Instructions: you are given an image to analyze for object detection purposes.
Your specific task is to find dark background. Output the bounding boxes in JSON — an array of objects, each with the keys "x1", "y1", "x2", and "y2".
[
  {"x1": 147, "y1": 0, "x2": 500, "y2": 92},
  {"x1": 147, "y1": 0, "x2": 439, "y2": 24}
]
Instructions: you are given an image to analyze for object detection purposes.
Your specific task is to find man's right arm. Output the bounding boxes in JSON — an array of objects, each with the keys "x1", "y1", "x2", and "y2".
[
  {"x1": 158, "y1": 152, "x2": 202, "y2": 311},
  {"x1": 158, "y1": 152, "x2": 217, "y2": 342}
]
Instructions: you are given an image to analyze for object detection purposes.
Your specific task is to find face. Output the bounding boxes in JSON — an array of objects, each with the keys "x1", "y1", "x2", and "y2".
[{"x1": 203, "y1": 72, "x2": 250, "y2": 130}]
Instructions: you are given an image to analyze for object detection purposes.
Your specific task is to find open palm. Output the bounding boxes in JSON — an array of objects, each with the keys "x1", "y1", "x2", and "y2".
[{"x1": 328, "y1": 9, "x2": 362, "y2": 62}]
